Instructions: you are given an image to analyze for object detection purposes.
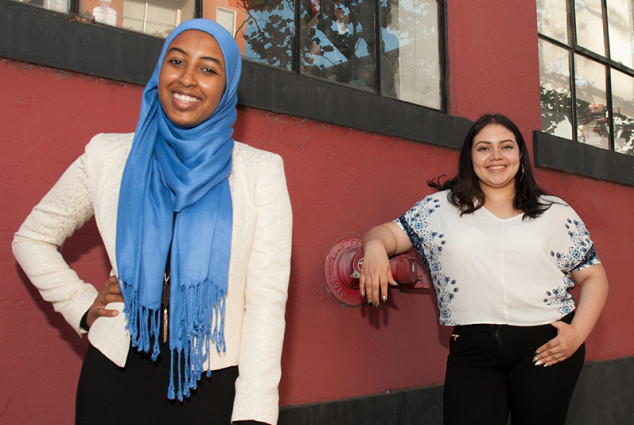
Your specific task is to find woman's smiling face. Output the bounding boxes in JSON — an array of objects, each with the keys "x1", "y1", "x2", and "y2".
[
  {"x1": 471, "y1": 123, "x2": 521, "y2": 192},
  {"x1": 158, "y1": 30, "x2": 226, "y2": 128}
]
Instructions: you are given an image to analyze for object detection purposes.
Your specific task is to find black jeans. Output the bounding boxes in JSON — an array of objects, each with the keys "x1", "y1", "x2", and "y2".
[
  {"x1": 76, "y1": 343, "x2": 238, "y2": 425},
  {"x1": 443, "y1": 314, "x2": 584, "y2": 425}
]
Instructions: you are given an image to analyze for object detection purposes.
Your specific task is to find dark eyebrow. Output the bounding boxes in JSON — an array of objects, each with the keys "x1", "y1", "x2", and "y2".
[
  {"x1": 166, "y1": 46, "x2": 223, "y2": 66},
  {"x1": 473, "y1": 141, "x2": 491, "y2": 147},
  {"x1": 167, "y1": 46, "x2": 188, "y2": 56},
  {"x1": 201, "y1": 56, "x2": 223, "y2": 66},
  {"x1": 474, "y1": 139, "x2": 516, "y2": 145}
]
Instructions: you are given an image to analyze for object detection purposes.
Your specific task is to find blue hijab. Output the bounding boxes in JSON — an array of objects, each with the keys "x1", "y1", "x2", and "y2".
[{"x1": 116, "y1": 19, "x2": 241, "y2": 401}]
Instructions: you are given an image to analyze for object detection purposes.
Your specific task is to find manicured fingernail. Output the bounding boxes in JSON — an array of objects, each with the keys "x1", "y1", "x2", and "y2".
[
  {"x1": 532, "y1": 356, "x2": 539, "y2": 363},
  {"x1": 543, "y1": 363, "x2": 552, "y2": 368},
  {"x1": 534, "y1": 360, "x2": 543, "y2": 366},
  {"x1": 368, "y1": 299, "x2": 372, "y2": 305},
  {"x1": 393, "y1": 281, "x2": 399, "y2": 286},
  {"x1": 360, "y1": 291, "x2": 365, "y2": 298},
  {"x1": 381, "y1": 295, "x2": 387, "y2": 303},
  {"x1": 373, "y1": 301, "x2": 379, "y2": 308},
  {"x1": 535, "y1": 350, "x2": 540, "y2": 355}
]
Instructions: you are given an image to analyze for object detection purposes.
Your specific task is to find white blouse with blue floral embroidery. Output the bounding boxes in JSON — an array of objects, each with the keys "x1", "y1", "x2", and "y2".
[{"x1": 395, "y1": 190, "x2": 600, "y2": 327}]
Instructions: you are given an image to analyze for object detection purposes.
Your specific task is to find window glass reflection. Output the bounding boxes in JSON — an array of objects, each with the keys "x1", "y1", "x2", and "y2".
[
  {"x1": 611, "y1": 69, "x2": 634, "y2": 154},
  {"x1": 537, "y1": 0, "x2": 568, "y2": 44},
  {"x1": 12, "y1": 0, "x2": 69, "y2": 13},
  {"x1": 16, "y1": 0, "x2": 444, "y2": 112},
  {"x1": 575, "y1": 54, "x2": 609, "y2": 149},
  {"x1": 607, "y1": 0, "x2": 634, "y2": 68},
  {"x1": 79, "y1": 1, "x2": 195, "y2": 38},
  {"x1": 539, "y1": 40, "x2": 573, "y2": 139},
  {"x1": 300, "y1": 0, "x2": 376, "y2": 92},
  {"x1": 205, "y1": 0, "x2": 295, "y2": 70},
  {"x1": 575, "y1": 0, "x2": 605, "y2": 56},
  {"x1": 380, "y1": 0, "x2": 440, "y2": 109}
]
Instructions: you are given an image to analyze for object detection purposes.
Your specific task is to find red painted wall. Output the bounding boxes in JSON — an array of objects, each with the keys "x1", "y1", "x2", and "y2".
[{"x1": 2, "y1": 1, "x2": 632, "y2": 424}]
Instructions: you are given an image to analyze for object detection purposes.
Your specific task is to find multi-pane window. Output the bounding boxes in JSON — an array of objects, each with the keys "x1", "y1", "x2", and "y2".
[
  {"x1": 14, "y1": 0, "x2": 70, "y2": 12},
  {"x1": 14, "y1": 0, "x2": 197, "y2": 37},
  {"x1": 14, "y1": 0, "x2": 443, "y2": 111},
  {"x1": 81, "y1": 1, "x2": 197, "y2": 39},
  {"x1": 211, "y1": 0, "x2": 443, "y2": 109},
  {"x1": 537, "y1": 0, "x2": 634, "y2": 155}
]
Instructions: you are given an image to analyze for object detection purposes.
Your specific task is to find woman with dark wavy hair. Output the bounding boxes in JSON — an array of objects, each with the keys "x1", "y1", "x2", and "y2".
[
  {"x1": 429, "y1": 114, "x2": 551, "y2": 219},
  {"x1": 360, "y1": 114, "x2": 608, "y2": 425}
]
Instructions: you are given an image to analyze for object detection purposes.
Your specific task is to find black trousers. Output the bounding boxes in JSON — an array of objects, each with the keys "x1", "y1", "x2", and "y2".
[
  {"x1": 76, "y1": 342, "x2": 238, "y2": 425},
  {"x1": 443, "y1": 314, "x2": 584, "y2": 425}
]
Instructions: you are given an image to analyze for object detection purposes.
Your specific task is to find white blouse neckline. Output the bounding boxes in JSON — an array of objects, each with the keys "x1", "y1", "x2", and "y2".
[{"x1": 481, "y1": 206, "x2": 524, "y2": 222}]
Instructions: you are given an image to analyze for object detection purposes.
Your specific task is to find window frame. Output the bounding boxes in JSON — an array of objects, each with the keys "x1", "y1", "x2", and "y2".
[
  {"x1": 69, "y1": 0, "x2": 204, "y2": 19},
  {"x1": 1, "y1": 0, "x2": 468, "y2": 151},
  {"x1": 3, "y1": 0, "x2": 633, "y2": 186},
  {"x1": 536, "y1": 0, "x2": 634, "y2": 185},
  {"x1": 533, "y1": 131, "x2": 634, "y2": 186}
]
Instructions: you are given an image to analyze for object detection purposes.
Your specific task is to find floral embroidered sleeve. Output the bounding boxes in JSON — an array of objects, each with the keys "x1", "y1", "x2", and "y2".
[
  {"x1": 394, "y1": 195, "x2": 459, "y2": 323},
  {"x1": 395, "y1": 195, "x2": 442, "y2": 267},
  {"x1": 550, "y1": 208, "x2": 601, "y2": 274}
]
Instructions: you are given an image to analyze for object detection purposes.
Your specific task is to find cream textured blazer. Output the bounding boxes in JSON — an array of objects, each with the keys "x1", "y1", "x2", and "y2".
[{"x1": 12, "y1": 133, "x2": 292, "y2": 425}]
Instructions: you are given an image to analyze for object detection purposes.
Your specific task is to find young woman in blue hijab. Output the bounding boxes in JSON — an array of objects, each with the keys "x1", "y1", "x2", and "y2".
[{"x1": 13, "y1": 19, "x2": 292, "y2": 425}]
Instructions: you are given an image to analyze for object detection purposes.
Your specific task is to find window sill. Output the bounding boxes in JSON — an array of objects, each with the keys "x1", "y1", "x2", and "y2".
[
  {"x1": 533, "y1": 131, "x2": 634, "y2": 186},
  {"x1": 1, "y1": 0, "x2": 471, "y2": 151},
  {"x1": 0, "y1": 1, "x2": 163, "y2": 84},
  {"x1": 4, "y1": 2, "x2": 632, "y2": 185},
  {"x1": 239, "y1": 62, "x2": 471, "y2": 149}
]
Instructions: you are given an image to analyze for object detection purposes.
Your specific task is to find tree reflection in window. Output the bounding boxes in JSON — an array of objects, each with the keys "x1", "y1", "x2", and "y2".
[
  {"x1": 380, "y1": 0, "x2": 441, "y2": 109},
  {"x1": 236, "y1": 0, "x2": 295, "y2": 70},
  {"x1": 612, "y1": 68, "x2": 634, "y2": 155},
  {"x1": 537, "y1": 0, "x2": 634, "y2": 155},
  {"x1": 300, "y1": 0, "x2": 376, "y2": 91},
  {"x1": 539, "y1": 39, "x2": 574, "y2": 139},
  {"x1": 222, "y1": 0, "x2": 442, "y2": 109}
]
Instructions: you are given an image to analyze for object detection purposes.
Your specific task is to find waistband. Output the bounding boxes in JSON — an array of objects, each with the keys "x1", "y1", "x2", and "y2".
[{"x1": 454, "y1": 311, "x2": 575, "y2": 332}]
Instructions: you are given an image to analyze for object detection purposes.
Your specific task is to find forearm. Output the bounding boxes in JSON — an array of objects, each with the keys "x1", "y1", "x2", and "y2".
[
  {"x1": 12, "y1": 151, "x2": 98, "y2": 333},
  {"x1": 571, "y1": 266, "x2": 608, "y2": 341},
  {"x1": 13, "y1": 236, "x2": 98, "y2": 332},
  {"x1": 535, "y1": 264, "x2": 608, "y2": 366},
  {"x1": 362, "y1": 222, "x2": 406, "y2": 256},
  {"x1": 232, "y1": 154, "x2": 291, "y2": 424},
  {"x1": 233, "y1": 298, "x2": 286, "y2": 423}
]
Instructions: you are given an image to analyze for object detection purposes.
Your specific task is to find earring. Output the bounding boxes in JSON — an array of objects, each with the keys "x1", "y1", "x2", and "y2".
[{"x1": 519, "y1": 164, "x2": 525, "y2": 182}]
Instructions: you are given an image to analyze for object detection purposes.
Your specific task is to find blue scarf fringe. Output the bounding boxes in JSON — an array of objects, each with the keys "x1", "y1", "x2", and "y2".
[{"x1": 122, "y1": 278, "x2": 227, "y2": 401}]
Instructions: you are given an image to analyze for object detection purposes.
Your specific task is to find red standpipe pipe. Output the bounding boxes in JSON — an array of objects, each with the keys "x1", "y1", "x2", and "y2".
[{"x1": 324, "y1": 236, "x2": 431, "y2": 306}]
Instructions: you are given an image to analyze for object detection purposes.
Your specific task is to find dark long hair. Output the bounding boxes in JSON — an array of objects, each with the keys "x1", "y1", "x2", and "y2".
[{"x1": 429, "y1": 114, "x2": 552, "y2": 219}]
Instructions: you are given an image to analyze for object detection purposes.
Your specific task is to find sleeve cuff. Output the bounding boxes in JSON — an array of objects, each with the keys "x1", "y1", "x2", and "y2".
[{"x1": 79, "y1": 309, "x2": 90, "y2": 332}]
